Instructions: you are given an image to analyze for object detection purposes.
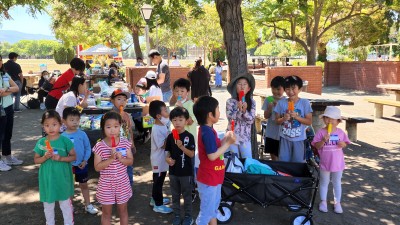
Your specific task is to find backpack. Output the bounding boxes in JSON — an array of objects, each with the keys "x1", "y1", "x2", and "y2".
[{"x1": 27, "y1": 98, "x2": 40, "y2": 109}]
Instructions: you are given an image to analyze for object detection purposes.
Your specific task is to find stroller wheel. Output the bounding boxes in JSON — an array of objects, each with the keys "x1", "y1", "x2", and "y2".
[
  {"x1": 290, "y1": 213, "x2": 314, "y2": 225},
  {"x1": 217, "y1": 203, "x2": 232, "y2": 224},
  {"x1": 221, "y1": 201, "x2": 235, "y2": 207}
]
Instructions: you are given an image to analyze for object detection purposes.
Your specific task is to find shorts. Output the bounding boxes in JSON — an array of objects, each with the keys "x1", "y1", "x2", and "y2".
[
  {"x1": 264, "y1": 137, "x2": 280, "y2": 156},
  {"x1": 196, "y1": 181, "x2": 221, "y2": 225},
  {"x1": 73, "y1": 165, "x2": 89, "y2": 183}
]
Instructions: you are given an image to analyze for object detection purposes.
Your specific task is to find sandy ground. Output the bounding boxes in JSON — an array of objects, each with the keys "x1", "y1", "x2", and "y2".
[{"x1": 0, "y1": 85, "x2": 399, "y2": 225}]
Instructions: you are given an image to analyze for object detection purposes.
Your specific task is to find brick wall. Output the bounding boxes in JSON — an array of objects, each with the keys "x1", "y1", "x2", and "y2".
[
  {"x1": 324, "y1": 62, "x2": 400, "y2": 92},
  {"x1": 126, "y1": 66, "x2": 191, "y2": 89}
]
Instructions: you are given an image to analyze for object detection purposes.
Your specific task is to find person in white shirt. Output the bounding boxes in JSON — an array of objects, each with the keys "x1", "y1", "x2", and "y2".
[
  {"x1": 170, "y1": 55, "x2": 181, "y2": 67},
  {"x1": 145, "y1": 71, "x2": 163, "y2": 101}
]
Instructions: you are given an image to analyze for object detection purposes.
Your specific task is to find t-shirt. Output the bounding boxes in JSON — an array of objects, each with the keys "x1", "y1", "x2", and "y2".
[
  {"x1": 48, "y1": 69, "x2": 75, "y2": 100},
  {"x1": 262, "y1": 96, "x2": 285, "y2": 140},
  {"x1": 197, "y1": 125, "x2": 224, "y2": 186},
  {"x1": 148, "y1": 85, "x2": 163, "y2": 101},
  {"x1": 165, "y1": 131, "x2": 195, "y2": 176},
  {"x1": 55, "y1": 91, "x2": 78, "y2": 117},
  {"x1": 0, "y1": 73, "x2": 13, "y2": 108},
  {"x1": 312, "y1": 127, "x2": 351, "y2": 172},
  {"x1": 182, "y1": 100, "x2": 197, "y2": 139},
  {"x1": 150, "y1": 124, "x2": 169, "y2": 173},
  {"x1": 61, "y1": 129, "x2": 91, "y2": 166},
  {"x1": 34, "y1": 136, "x2": 74, "y2": 203},
  {"x1": 156, "y1": 60, "x2": 171, "y2": 93},
  {"x1": 170, "y1": 60, "x2": 180, "y2": 66},
  {"x1": 3, "y1": 60, "x2": 22, "y2": 81},
  {"x1": 188, "y1": 67, "x2": 210, "y2": 100},
  {"x1": 274, "y1": 98, "x2": 313, "y2": 141}
]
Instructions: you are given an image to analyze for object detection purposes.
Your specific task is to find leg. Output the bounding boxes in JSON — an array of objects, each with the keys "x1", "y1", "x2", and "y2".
[
  {"x1": 44, "y1": 95, "x2": 59, "y2": 110},
  {"x1": 209, "y1": 184, "x2": 222, "y2": 225},
  {"x1": 278, "y1": 138, "x2": 291, "y2": 162},
  {"x1": 2, "y1": 105, "x2": 14, "y2": 157},
  {"x1": 117, "y1": 203, "x2": 129, "y2": 225},
  {"x1": 196, "y1": 182, "x2": 218, "y2": 225},
  {"x1": 331, "y1": 171, "x2": 343, "y2": 203},
  {"x1": 238, "y1": 141, "x2": 252, "y2": 158},
  {"x1": 79, "y1": 183, "x2": 90, "y2": 206},
  {"x1": 292, "y1": 141, "x2": 305, "y2": 163},
  {"x1": 181, "y1": 176, "x2": 193, "y2": 217},
  {"x1": 13, "y1": 80, "x2": 22, "y2": 111},
  {"x1": 169, "y1": 175, "x2": 181, "y2": 216},
  {"x1": 59, "y1": 199, "x2": 74, "y2": 225},
  {"x1": 152, "y1": 172, "x2": 167, "y2": 206},
  {"x1": 101, "y1": 205, "x2": 113, "y2": 225},
  {"x1": 319, "y1": 170, "x2": 330, "y2": 212},
  {"x1": 43, "y1": 202, "x2": 55, "y2": 225}
]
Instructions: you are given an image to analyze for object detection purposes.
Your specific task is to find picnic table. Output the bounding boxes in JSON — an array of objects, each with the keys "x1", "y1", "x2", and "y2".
[
  {"x1": 82, "y1": 105, "x2": 142, "y2": 114},
  {"x1": 24, "y1": 73, "x2": 41, "y2": 87},
  {"x1": 376, "y1": 84, "x2": 400, "y2": 116}
]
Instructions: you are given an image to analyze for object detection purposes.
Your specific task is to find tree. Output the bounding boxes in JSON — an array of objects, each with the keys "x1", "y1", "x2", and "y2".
[
  {"x1": 253, "y1": 0, "x2": 386, "y2": 65},
  {"x1": 0, "y1": 0, "x2": 44, "y2": 19},
  {"x1": 151, "y1": 24, "x2": 187, "y2": 62}
]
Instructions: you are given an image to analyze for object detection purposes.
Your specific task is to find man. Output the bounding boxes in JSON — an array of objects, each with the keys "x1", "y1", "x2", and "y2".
[
  {"x1": 148, "y1": 50, "x2": 172, "y2": 102},
  {"x1": 4, "y1": 52, "x2": 23, "y2": 112},
  {"x1": 170, "y1": 54, "x2": 181, "y2": 67}
]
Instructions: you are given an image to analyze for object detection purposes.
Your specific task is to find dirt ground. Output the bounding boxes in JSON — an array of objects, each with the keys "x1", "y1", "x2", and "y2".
[{"x1": 0, "y1": 86, "x2": 399, "y2": 225}]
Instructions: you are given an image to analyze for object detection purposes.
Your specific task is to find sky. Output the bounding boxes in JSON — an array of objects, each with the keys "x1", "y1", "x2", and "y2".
[{"x1": 1, "y1": 6, "x2": 53, "y2": 36}]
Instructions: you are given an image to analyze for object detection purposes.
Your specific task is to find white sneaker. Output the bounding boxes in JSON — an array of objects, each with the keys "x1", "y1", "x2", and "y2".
[
  {"x1": 0, "y1": 160, "x2": 12, "y2": 171},
  {"x1": 85, "y1": 204, "x2": 98, "y2": 214},
  {"x1": 3, "y1": 156, "x2": 23, "y2": 165}
]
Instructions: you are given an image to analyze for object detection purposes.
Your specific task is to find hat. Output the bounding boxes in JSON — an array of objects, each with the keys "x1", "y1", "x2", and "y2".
[
  {"x1": 110, "y1": 89, "x2": 130, "y2": 99},
  {"x1": 145, "y1": 70, "x2": 157, "y2": 80},
  {"x1": 320, "y1": 106, "x2": 342, "y2": 120},
  {"x1": 8, "y1": 52, "x2": 19, "y2": 59},
  {"x1": 227, "y1": 73, "x2": 256, "y2": 97},
  {"x1": 136, "y1": 77, "x2": 147, "y2": 88},
  {"x1": 148, "y1": 49, "x2": 161, "y2": 57}
]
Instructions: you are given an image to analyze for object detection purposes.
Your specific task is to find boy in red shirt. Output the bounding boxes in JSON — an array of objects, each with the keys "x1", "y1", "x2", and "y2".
[{"x1": 193, "y1": 96, "x2": 236, "y2": 225}]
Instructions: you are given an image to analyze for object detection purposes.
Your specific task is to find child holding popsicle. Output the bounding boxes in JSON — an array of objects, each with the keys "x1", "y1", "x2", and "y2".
[
  {"x1": 226, "y1": 73, "x2": 256, "y2": 158},
  {"x1": 274, "y1": 75, "x2": 312, "y2": 162},
  {"x1": 92, "y1": 111, "x2": 133, "y2": 225},
  {"x1": 262, "y1": 76, "x2": 285, "y2": 161},
  {"x1": 311, "y1": 106, "x2": 350, "y2": 214},
  {"x1": 34, "y1": 110, "x2": 76, "y2": 225}
]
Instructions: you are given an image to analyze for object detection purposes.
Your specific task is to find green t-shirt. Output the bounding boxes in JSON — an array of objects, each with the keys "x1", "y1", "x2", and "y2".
[
  {"x1": 182, "y1": 100, "x2": 197, "y2": 141},
  {"x1": 34, "y1": 135, "x2": 74, "y2": 203}
]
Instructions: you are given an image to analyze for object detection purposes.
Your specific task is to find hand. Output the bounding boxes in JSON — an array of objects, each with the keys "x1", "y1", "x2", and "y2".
[
  {"x1": 187, "y1": 117, "x2": 194, "y2": 125},
  {"x1": 238, "y1": 101, "x2": 243, "y2": 111},
  {"x1": 0, "y1": 88, "x2": 5, "y2": 94},
  {"x1": 267, "y1": 102, "x2": 274, "y2": 112},
  {"x1": 78, "y1": 161, "x2": 87, "y2": 169},
  {"x1": 323, "y1": 134, "x2": 330, "y2": 142},
  {"x1": 115, "y1": 152, "x2": 123, "y2": 160},
  {"x1": 44, "y1": 151, "x2": 52, "y2": 160},
  {"x1": 84, "y1": 89, "x2": 90, "y2": 98},
  {"x1": 52, "y1": 154, "x2": 61, "y2": 161},
  {"x1": 338, "y1": 141, "x2": 347, "y2": 148},
  {"x1": 176, "y1": 140, "x2": 183, "y2": 149},
  {"x1": 241, "y1": 102, "x2": 248, "y2": 112},
  {"x1": 225, "y1": 131, "x2": 236, "y2": 145},
  {"x1": 283, "y1": 113, "x2": 291, "y2": 121},
  {"x1": 167, "y1": 157, "x2": 175, "y2": 166},
  {"x1": 289, "y1": 111, "x2": 299, "y2": 120},
  {"x1": 175, "y1": 100, "x2": 183, "y2": 107}
]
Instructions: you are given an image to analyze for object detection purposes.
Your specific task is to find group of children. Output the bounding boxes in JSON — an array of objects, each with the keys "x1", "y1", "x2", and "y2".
[{"x1": 33, "y1": 72, "x2": 351, "y2": 225}]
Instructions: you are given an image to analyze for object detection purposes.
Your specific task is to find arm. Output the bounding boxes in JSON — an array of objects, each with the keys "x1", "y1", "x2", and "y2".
[
  {"x1": 226, "y1": 99, "x2": 241, "y2": 121},
  {"x1": 52, "y1": 148, "x2": 76, "y2": 162},
  {"x1": 94, "y1": 152, "x2": 115, "y2": 172},
  {"x1": 292, "y1": 112, "x2": 312, "y2": 126},
  {"x1": 34, "y1": 152, "x2": 52, "y2": 164},
  {"x1": 207, "y1": 131, "x2": 236, "y2": 161},
  {"x1": 176, "y1": 140, "x2": 195, "y2": 158},
  {"x1": 78, "y1": 90, "x2": 90, "y2": 108},
  {"x1": 0, "y1": 78, "x2": 19, "y2": 97},
  {"x1": 242, "y1": 100, "x2": 256, "y2": 124},
  {"x1": 157, "y1": 73, "x2": 165, "y2": 85}
]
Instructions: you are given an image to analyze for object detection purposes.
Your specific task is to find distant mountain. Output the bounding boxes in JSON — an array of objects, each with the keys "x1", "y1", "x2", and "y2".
[{"x1": 0, "y1": 30, "x2": 55, "y2": 44}]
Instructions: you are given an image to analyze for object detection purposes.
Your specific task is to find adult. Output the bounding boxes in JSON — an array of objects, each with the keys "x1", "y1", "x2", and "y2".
[
  {"x1": 45, "y1": 58, "x2": 85, "y2": 110},
  {"x1": 144, "y1": 71, "x2": 163, "y2": 101},
  {"x1": 55, "y1": 76, "x2": 89, "y2": 118},
  {"x1": 214, "y1": 59, "x2": 223, "y2": 88},
  {"x1": 148, "y1": 49, "x2": 172, "y2": 102},
  {"x1": 170, "y1": 54, "x2": 181, "y2": 66},
  {"x1": 108, "y1": 63, "x2": 120, "y2": 84},
  {"x1": 187, "y1": 59, "x2": 210, "y2": 101},
  {"x1": 0, "y1": 55, "x2": 23, "y2": 171},
  {"x1": 37, "y1": 70, "x2": 55, "y2": 110},
  {"x1": 3, "y1": 52, "x2": 23, "y2": 112}
]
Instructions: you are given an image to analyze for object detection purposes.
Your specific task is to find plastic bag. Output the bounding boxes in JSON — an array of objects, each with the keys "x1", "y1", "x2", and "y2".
[{"x1": 225, "y1": 152, "x2": 244, "y2": 173}]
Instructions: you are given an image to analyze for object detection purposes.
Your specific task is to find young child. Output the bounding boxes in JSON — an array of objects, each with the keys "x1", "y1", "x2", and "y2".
[
  {"x1": 165, "y1": 107, "x2": 196, "y2": 225},
  {"x1": 145, "y1": 70, "x2": 163, "y2": 101},
  {"x1": 133, "y1": 78, "x2": 151, "y2": 143},
  {"x1": 61, "y1": 107, "x2": 98, "y2": 214},
  {"x1": 110, "y1": 89, "x2": 136, "y2": 186},
  {"x1": 149, "y1": 100, "x2": 173, "y2": 213},
  {"x1": 92, "y1": 111, "x2": 133, "y2": 225},
  {"x1": 193, "y1": 96, "x2": 236, "y2": 225},
  {"x1": 33, "y1": 110, "x2": 76, "y2": 225},
  {"x1": 311, "y1": 106, "x2": 350, "y2": 214},
  {"x1": 262, "y1": 76, "x2": 285, "y2": 161},
  {"x1": 226, "y1": 73, "x2": 256, "y2": 158},
  {"x1": 274, "y1": 75, "x2": 313, "y2": 162}
]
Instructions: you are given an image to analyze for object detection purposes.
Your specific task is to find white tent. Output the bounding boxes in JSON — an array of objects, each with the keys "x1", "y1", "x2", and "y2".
[{"x1": 80, "y1": 44, "x2": 118, "y2": 56}]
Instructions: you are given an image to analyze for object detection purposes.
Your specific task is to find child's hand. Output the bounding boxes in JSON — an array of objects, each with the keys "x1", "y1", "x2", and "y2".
[
  {"x1": 52, "y1": 154, "x2": 61, "y2": 161},
  {"x1": 78, "y1": 161, "x2": 87, "y2": 169},
  {"x1": 176, "y1": 100, "x2": 183, "y2": 107},
  {"x1": 238, "y1": 101, "x2": 243, "y2": 111},
  {"x1": 225, "y1": 131, "x2": 236, "y2": 145},
  {"x1": 283, "y1": 113, "x2": 291, "y2": 121},
  {"x1": 187, "y1": 117, "x2": 194, "y2": 125},
  {"x1": 167, "y1": 157, "x2": 175, "y2": 166},
  {"x1": 338, "y1": 141, "x2": 347, "y2": 148},
  {"x1": 115, "y1": 152, "x2": 123, "y2": 160},
  {"x1": 241, "y1": 101, "x2": 248, "y2": 112},
  {"x1": 176, "y1": 140, "x2": 183, "y2": 149},
  {"x1": 44, "y1": 151, "x2": 52, "y2": 159},
  {"x1": 289, "y1": 111, "x2": 299, "y2": 120},
  {"x1": 323, "y1": 134, "x2": 330, "y2": 142}
]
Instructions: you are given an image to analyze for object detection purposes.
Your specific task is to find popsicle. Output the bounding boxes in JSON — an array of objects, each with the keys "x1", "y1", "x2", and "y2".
[
  {"x1": 231, "y1": 120, "x2": 235, "y2": 131},
  {"x1": 327, "y1": 123, "x2": 332, "y2": 135},
  {"x1": 172, "y1": 129, "x2": 180, "y2": 140},
  {"x1": 239, "y1": 91, "x2": 245, "y2": 102},
  {"x1": 111, "y1": 136, "x2": 116, "y2": 148},
  {"x1": 267, "y1": 96, "x2": 274, "y2": 103},
  {"x1": 45, "y1": 139, "x2": 53, "y2": 154},
  {"x1": 119, "y1": 105, "x2": 124, "y2": 114},
  {"x1": 288, "y1": 101, "x2": 295, "y2": 111}
]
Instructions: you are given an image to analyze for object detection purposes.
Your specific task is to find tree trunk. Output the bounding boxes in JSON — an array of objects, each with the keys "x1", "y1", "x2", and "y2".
[
  {"x1": 317, "y1": 42, "x2": 327, "y2": 62},
  {"x1": 132, "y1": 28, "x2": 142, "y2": 59},
  {"x1": 307, "y1": 42, "x2": 317, "y2": 65},
  {"x1": 216, "y1": 0, "x2": 248, "y2": 79}
]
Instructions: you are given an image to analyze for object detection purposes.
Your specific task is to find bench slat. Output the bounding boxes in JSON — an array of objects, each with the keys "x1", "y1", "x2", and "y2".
[
  {"x1": 365, "y1": 98, "x2": 400, "y2": 107},
  {"x1": 341, "y1": 116, "x2": 374, "y2": 123}
]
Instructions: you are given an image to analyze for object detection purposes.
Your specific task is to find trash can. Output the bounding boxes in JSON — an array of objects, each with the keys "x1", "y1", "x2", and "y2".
[{"x1": 302, "y1": 80, "x2": 309, "y2": 92}]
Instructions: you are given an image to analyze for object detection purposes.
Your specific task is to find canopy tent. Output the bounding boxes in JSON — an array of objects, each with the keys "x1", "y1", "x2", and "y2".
[{"x1": 80, "y1": 44, "x2": 118, "y2": 56}]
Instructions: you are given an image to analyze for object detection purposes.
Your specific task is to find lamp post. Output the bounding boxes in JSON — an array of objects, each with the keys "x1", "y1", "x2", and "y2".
[{"x1": 140, "y1": 4, "x2": 153, "y2": 66}]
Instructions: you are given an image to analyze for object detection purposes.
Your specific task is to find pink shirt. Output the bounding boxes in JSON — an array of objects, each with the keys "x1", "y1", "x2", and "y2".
[{"x1": 312, "y1": 128, "x2": 351, "y2": 172}]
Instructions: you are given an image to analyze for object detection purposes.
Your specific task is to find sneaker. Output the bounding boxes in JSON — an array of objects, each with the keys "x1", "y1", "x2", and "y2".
[
  {"x1": 334, "y1": 202, "x2": 343, "y2": 214},
  {"x1": 182, "y1": 216, "x2": 194, "y2": 225},
  {"x1": 319, "y1": 201, "x2": 328, "y2": 213},
  {"x1": 0, "y1": 160, "x2": 12, "y2": 171},
  {"x1": 14, "y1": 109, "x2": 22, "y2": 113},
  {"x1": 149, "y1": 197, "x2": 171, "y2": 207},
  {"x1": 153, "y1": 205, "x2": 173, "y2": 214},
  {"x1": 172, "y1": 215, "x2": 181, "y2": 225},
  {"x1": 85, "y1": 204, "x2": 99, "y2": 214},
  {"x1": 3, "y1": 156, "x2": 23, "y2": 165}
]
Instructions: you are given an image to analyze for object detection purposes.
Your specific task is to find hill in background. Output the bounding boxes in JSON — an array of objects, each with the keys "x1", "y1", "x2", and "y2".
[{"x1": 0, "y1": 30, "x2": 55, "y2": 44}]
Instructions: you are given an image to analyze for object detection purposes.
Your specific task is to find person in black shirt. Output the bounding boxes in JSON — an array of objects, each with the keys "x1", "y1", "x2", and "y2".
[
  {"x1": 165, "y1": 107, "x2": 195, "y2": 225},
  {"x1": 3, "y1": 52, "x2": 23, "y2": 112}
]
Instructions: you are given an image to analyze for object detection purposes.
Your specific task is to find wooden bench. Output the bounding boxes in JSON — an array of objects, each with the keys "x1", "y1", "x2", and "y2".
[
  {"x1": 341, "y1": 115, "x2": 374, "y2": 142},
  {"x1": 365, "y1": 98, "x2": 400, "y2": 118}
]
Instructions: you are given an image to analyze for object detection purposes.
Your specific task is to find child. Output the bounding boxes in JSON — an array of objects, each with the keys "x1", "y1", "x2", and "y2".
[
  {"x1": 262, "y1": 76, "x2": 285, "y2": 161},
  {"x1": 149, "y1": 100, "x2": 173, "y2": 213},
  {"x1": 133, "y1": 78, "x2": 151, "y2": 143},
  {"x1": 92, "y1": 111, "x2": 133, "y2": 225},
  {"x1": 110, "y1": 89, "x2": 136, "y2": 186},
  {"x1": 61, "y1": 107, "x2": 98, "y2": 214},
  {"x1": 274, "y1": 75, "x2": 313, "y2": 162},
  {"x1": 165, "y1": 107, "x2": 195, "y2": 225},
  {"x1": 33, "y1": 110, "x2": 76, "y2": 225},
  {"x1": 193, "y1": 96, "x2": 236, "y2": 225},
  {"x1": 145, "y1": 70, "x2": 163, "y2": 101},
  {"x1": 311, "y1": 106, "x2": 350, "y2": 214},
  {"x1": 226, "y1": 73, "x2": 256, "y2": 158}
]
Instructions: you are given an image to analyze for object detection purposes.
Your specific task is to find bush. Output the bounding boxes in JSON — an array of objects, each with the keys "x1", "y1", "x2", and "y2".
[
  {"x1": 53, "y1": 46, "x2": 75, "y2": 64},
  {"x1": 208, "y1": 49, "x2": 226, "y2": 62}
]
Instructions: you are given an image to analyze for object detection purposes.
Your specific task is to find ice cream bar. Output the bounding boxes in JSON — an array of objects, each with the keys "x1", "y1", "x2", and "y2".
[
  {"x1": 267, "y1": 96, "x2": 274, "y2": 103},
  {"x1": 239, "y1": 91, "x2": 245, "y2": 102},
  {"x1": 327, "y1": 123, "x2": 332, "y2": 134},
  {"x1": 231, "y1": 120, "x2": 235, "y2": 131},
  {"x1": 172, "y1": 129, "x2": 179, "y2": 140},
  {"x1": 45, "y1": 139, "x2": 53, "y2": 153},
  {"x1": 119, "y1": 105, "x2": 124, "y2": 114},
  {"x1": 288, "y1": 101, "x2": 294, "y2": 111},
  {"x1": 111, "y1": 136, "x2": 116, "y2": 148}
]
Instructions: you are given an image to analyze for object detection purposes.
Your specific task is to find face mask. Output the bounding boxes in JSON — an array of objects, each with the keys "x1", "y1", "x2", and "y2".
[
  {"x1": 43, "y1": 75, "x2": 49, "y2": 80},
  {"x1": 160, "y1": 116, "x2": 170, "y2": 126}
]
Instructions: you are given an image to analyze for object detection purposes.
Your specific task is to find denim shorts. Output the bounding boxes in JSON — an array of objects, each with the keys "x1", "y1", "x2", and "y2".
[{"x1": 196, "y1": 181, "x2": 222, "y2": 225}]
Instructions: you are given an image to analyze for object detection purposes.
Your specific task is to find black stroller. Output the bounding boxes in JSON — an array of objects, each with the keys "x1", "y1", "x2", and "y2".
[{"x1": 217, "y1": 160, "x2": 319, "y2": 225}]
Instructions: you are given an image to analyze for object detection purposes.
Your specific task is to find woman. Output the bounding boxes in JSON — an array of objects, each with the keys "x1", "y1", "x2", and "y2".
[
  {"x1": 144, "y1": 70, "x2": 163, "y2": 101},
  {"x1": 187, "y1": 59, "x2": 210, "y2": 101},
  {"x1": 37, "y1": 70, "x2": 55, "y2": 110},
  {"x1": 0, "y1": 55, "x2": 22, "y2": 171},
  {"x1": 214, "y1": 59, "x2": 223, "y2": 88},
  {"x1": 108, "y1": 63, "x2": 120, "y2": 84}
]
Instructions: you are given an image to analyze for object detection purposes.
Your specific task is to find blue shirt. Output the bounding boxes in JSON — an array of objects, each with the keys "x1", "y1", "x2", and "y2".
[
  {"x1": 61, "y1": 129, "x2": 91, "y2": 166},
  {"x1": 201, "y1": 125, "x2": 217, "y2": 155}
]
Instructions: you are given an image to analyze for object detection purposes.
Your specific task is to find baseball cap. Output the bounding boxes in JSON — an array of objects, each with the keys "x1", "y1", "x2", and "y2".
[
  {"x1": 136, "y1": 77, "x2": 147, "y2": 88},
  {"x1": 148, "y1": 49, "x2": 161, "y2": 58},
  {"x1": 145, "y1": 70, "x2": 157, "y2": 80},
  {"x1": 320, "y1": 106, "x2": 342, "y2": 120},
  {"x1": 110, "y1": 89, "x2": 130, "y2": 99}
]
